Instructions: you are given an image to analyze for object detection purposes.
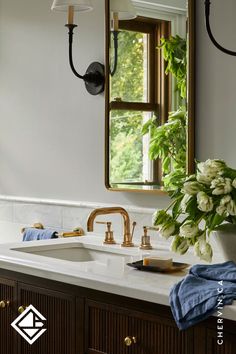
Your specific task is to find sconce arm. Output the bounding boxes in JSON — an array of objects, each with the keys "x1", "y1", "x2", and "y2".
[
  {"x1": 66, "y1": 24, "x2": 86, "y2": 80},
  {"x1": 110, "y1": 31, "x2": 119, "y2": 77},
  {"x1": 205, "y1": 0, "x2": 236, "y2": 56},
  {"x1": 65, "y1": 24, "x2": 105, "y2": 94}
]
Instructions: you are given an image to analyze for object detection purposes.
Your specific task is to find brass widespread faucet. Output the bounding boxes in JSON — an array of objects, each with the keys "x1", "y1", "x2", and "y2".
[{"x1": 87, "y1": 207, "x2": 134, "y2": 247}]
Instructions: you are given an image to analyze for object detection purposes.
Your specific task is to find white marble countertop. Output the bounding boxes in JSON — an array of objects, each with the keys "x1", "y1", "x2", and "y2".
[{"x1": 0, "y1": 234, "x2": 235, "y2": 322}]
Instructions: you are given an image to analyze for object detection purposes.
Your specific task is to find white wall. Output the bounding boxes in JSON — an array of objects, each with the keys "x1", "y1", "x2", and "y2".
[
  {"x1": 196, "y1": 0, "x2": 236, "y2": 167},
  {"x1": 0, "y1": 0, "x2": 170, "y2": 209},
  {"x1": 1, "y1": 0, "x2": 235, "y2": 210}
]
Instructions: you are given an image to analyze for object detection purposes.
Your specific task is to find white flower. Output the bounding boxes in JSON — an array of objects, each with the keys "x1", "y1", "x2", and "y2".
[
  {"x1": 182, "y1": 181, "x2": 201, "y2": 195},
  {"x1": 196, "y1": 173, "x2": 212, "y2": 185},
  {"x1": 197, "y1": 192, "x2": 214, "y2": 212},
  {"x1": 232, "y1": 178, "x2": 236, "y2": 189},
  {"x1": 211, "y1": 177, "x2": 232, "y2": 195},
  {"x1": 194, "y1": 235, "x2": 213, "y2": 262},
  {"x1": 220, "y1": 195, "x2": 232, "y2": 205},
  {"x1": 216, "y1": 195, "x2": 232, "y2": 216},
  {"x1": 160, "y1": 221, "x2": 176, "y2": 239},
  {"x1": 197, "y1": 159, "x2": 226, "y2": 180},
  {"x1": 226, "y1": 200, "x2": 236, "y2": 216},
  {"x1": 171, "y1": 236, "x2": 189, "y2": 255},
  {"x1": 152, "y1": 210, "x2": 171, "y2": 227},
  {"x1": 180, "y1": 194, "x2": 192, "y2": 213},
  {"x1": 216, "y1": 205, "x2": 227, "y2": 216},
  {"x1": 180, "y1": 221, "x2": 199, "y2": 238}
]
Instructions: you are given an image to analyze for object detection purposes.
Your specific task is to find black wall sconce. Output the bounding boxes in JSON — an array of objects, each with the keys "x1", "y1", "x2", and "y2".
[
  {"x1": 205, "y1": 0, "x2": 236, "y2": 56},
  {"x1": 110, "y1": 0, "x2": 137, "y2": 76},
  {"x1": 51, "y1": 0, "x2": 105, "y2": 95}
]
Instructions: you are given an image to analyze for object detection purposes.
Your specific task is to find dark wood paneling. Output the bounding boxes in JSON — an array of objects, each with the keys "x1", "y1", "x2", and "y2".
[
  {"x1": 18, "y1": 283, "x2": 76, "y2": 354},
  {"x1": 85, "y1": 300, "x2": 193, "y2": 354},
  {"x1": 1, "y1": 269, "x2": 236, "y2": 354},
  {"x1": 0, "y1": 277, "x2": 17, "y2": 354},
  {"x1": 206, "y1": 329, "x2": 236, "y2": 354}
]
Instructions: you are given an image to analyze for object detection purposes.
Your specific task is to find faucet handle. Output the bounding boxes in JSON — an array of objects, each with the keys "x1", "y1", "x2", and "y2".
[
  {"x1": 131, "y1": 221, "x2": 137, "y2": 242},
  {"x1": 96, "y1": 221, "x2": 116, "y2": 245},
  {"x1": 144, "y1": 226, "x2": 159, "y2": 232},
  {"x1": 140, "y1": 226, "x2": 154, "y2": 250},
  {"x1": 96, "y1": 221, "x2": 111, "y2": 226}
]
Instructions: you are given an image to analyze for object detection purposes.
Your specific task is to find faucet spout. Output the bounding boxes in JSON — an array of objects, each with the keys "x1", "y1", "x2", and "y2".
[{"x1": 87, "y1": 207, "x2": 134, "y2": 247}]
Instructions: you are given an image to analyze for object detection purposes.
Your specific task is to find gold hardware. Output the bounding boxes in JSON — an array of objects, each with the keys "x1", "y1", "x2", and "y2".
[
  {"x1": 21, "y1": 223, "x2": 84, "y2": 238},
  {"x1": 131, "y1": 221, "x2": 137, "y2": 240},
  {"x1": 21, "y1": 222, "x2": 44, "y2": 233},
  {"x1": 18, "y1": 306, "x2": 28, "y2": 314},
  {"x1": 140, "y1": 226, "x2": 156, "y2": 250},
  {"x1": 96, "y1": 221, "x2": 116, "y2": 245},
  {"x1": 124, "y1": 336, "x2": 137, "y2": 346},
  {"x1": 59, "y1": 227, "x2": 85, "y2": 238},
  {"x1": 0, "y1": 300, "x2": 10, "y2": 309},
  {"x1": 87, "y1": 207, "x2": 134, "y2": 247}
]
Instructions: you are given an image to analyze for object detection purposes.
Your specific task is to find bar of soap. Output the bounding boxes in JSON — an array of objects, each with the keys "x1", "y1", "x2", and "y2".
[{"x1": 143, "y1": 257, "x2": 173, "y2": 269}]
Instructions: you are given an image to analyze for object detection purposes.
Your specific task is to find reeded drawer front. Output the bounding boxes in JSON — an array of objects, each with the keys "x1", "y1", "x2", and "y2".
[
  {"x1": 206, "y1": 329, "x2": 236, "y2": 354},
  {"x1": 18, "y1": 283, "x2": 76, "y2": 354},
  {"x1": 0, "y1": 278, "x2": 17, "y2": 354},
  {"x1": 85, "y1": 300, "x2": 193, "y2": 354}
]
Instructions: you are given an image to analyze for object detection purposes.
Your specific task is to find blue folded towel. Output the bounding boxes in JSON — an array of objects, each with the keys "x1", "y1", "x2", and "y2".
[
  {"x1": 23, "y1": 228, "x2": 58, "y2": 241},
  {"x1": 170, "y1": 261, "x2": 236, "y2": 330}
]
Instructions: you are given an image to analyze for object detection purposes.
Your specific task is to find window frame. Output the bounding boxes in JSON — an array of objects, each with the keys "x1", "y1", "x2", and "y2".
[{"x1": 109, "y1": 16, "x2": 171, "y2": 186}]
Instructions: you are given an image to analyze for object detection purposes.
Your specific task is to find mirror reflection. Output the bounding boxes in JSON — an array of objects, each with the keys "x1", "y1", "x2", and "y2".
[{"x1": 106, "y1": 0, "x2": 194, "y2": 192}]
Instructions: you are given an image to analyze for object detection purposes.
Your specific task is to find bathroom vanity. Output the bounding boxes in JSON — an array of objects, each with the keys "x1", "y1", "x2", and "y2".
[{"x1": 0, "y1": 237, "x2": 235, "y2": 354}]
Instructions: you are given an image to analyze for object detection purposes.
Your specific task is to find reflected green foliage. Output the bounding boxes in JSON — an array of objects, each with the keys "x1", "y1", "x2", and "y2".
[
  {"x1": 142, "y1": 35, "x2": 187, "y2": 190},
  {"x1": 110, "y1": 30, "x2": 146, "y2": 182},
  {"x1": 111, "y1": 31, "x2": 145, "y2": 102},
  {"x1": 159, "y1": 35, "x2": 187, "y2": 99},
  {"x1": 142, "y1": 107, "x2": 187, "y2": 189},
  {"x1": 110, "y1": 111, "x2": 143, "y2": 182}
]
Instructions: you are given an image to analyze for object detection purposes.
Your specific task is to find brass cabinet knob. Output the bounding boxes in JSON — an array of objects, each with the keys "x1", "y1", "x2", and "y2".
[
  {"x1": 124, "y1": 336, "x2": 137, "y2": 346},
  {"x1": 0, "y1": 300, "x2": 10, "y2": 309},
  {"x1": 18, "y1": 306, "x2": 27, "y2": 314}
]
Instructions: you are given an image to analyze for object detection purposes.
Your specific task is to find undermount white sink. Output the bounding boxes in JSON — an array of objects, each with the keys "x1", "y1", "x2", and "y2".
[{"x1": 11, "y1": 242, "x2": 140, "y2": 264}]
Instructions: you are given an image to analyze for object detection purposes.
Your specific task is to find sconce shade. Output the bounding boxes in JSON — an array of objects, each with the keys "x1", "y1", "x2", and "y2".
[
  {"x1": 51, "y1": 0, "x2": 93, "y2": 12},
  {"x1": 110, "y1": 0, "x2": 137, "y2": 20}
]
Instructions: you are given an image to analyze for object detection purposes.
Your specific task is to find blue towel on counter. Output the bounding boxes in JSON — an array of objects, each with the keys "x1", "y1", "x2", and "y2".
[
  {"x1": 23, "y1": 228, "x2": 58, "y2": 241},
  {"x1": 170, "y1": 262, "x2": 236, "y2": 330}
]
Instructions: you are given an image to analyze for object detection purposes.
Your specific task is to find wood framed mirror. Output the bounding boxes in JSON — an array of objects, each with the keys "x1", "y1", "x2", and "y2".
[{"x1": 105, "y1": 0, "x2": 195, "y2": 194}]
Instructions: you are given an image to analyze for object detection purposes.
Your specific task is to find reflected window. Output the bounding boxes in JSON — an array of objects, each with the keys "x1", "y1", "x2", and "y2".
[
  {"x1": 111, "y1": 31, "x2": 148, "y2": 103},
  {"x1": 110, "y1": 110, "x2": 154, "y2": 184},
  {"x1": 109, "y1": 17, "x2": 171, "y2": 186}
]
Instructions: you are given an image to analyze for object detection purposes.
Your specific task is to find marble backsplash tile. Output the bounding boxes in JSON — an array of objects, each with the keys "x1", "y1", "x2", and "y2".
[
  {"x1": 0, "y1": 196, "x2": 222, "y2": 255},
  {"x1": 13, "y1": 202, "x2": 63, "y2": 229},
  {"x1": 0, "y1": 197, "x2": 159, "y2": 244}
]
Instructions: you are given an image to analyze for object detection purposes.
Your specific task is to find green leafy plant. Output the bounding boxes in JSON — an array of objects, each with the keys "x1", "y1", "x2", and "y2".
[
  {"x1": 160, "y1": 35, "x2": 187, "y2": 99},
  {"x1": 153, "y1": 159, "x2": 236, "y2": 262},
  {"x1": 142, "y1": 35, "x2": 187, "y2": 189},
  {"x1": 142, "y1": 107, "x2": 187, "y2": 189}
]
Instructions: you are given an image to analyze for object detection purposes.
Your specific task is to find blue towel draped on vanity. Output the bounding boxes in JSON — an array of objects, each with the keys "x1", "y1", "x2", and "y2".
[
  {"x1": 23, "y1": 228, "x2": 58, "y2": 241},
  {"x1": 169, "y1": 261, "x2": 236, "y2": 330}
]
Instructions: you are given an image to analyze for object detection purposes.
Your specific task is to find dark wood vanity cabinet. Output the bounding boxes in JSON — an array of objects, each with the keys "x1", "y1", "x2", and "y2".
[
  {"x1": 0, "y1": 277, "x2": 17, "y2": 354},
  {"x1": 205, "y1": 328, "x2": 236, "y2": 354},
  {"x1": 0, "y1": 277, "x2": 79, "y2": 354},
  {"x1": 18, "y1": 283, "x2": 77, "y2": 354},
  {"x1": 85, "y1": 299, "x2": 193, "y2": 354},
  {"x1": 0, "y1": 270, "x2": 236, "y2": 354}
]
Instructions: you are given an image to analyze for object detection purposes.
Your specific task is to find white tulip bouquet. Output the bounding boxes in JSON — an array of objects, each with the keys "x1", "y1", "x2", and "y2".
[{"x1": 153, "y1": 159, "x2": 236, "y2": 262}]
